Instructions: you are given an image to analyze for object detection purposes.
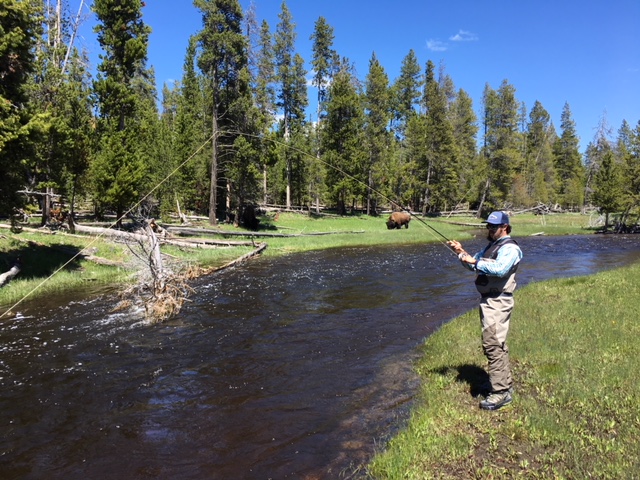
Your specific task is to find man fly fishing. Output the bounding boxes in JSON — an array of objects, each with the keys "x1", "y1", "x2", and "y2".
[{"x1": 447, "y1": 211, "x2": 523, "y2": 411}]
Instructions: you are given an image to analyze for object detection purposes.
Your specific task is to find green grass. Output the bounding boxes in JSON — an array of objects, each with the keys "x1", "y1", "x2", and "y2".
[
  {"x1": 0, "y1": 211, "x2": 593, "y2": 313},
  {"x1": 0, "y1": 231, "x2": 130, "y2": 308},
  {"x1": 257, "y1": 211, "x2": 595, "y2": 255},
  {"x1": 368, "y1": 262, "x2": 640, "y2": 479}
]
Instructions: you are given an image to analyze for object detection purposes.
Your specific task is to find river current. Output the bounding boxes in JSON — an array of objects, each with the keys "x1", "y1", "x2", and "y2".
[{"x1": 2, "y1": 234, "x2": 640, "y2": 479}]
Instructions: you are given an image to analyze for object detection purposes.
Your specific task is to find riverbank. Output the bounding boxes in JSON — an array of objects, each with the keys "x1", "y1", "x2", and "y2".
[
  {"x1": 368, "y1": 260, "x2": 640, "y2": 479},
  {"x1": 0, "y1": 211, "x2": 598, "y2": 315}
]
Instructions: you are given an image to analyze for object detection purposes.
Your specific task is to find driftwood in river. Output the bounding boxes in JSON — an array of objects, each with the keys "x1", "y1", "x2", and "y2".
[{"x1": 194, "y1": 242, "x2": 268, "y2": 276}]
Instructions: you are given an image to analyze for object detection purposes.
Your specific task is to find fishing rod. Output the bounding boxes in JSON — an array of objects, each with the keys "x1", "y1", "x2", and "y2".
[
  {"x1": 0, "y1": 129, "x2": 457, "y2": 320},
  {"x1": 231, "y1": 130, "x2": 456, "y2": 250}
]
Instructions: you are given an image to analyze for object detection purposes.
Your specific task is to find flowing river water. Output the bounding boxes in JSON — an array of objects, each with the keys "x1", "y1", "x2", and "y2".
[{"x1": 2, "y1": 234, "x2": 640, "y2": 479}]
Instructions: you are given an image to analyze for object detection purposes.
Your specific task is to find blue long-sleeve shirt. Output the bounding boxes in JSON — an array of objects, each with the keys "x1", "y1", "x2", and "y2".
[{"x1": 463, "y1": 236, "x2": 523, "y2": 277}]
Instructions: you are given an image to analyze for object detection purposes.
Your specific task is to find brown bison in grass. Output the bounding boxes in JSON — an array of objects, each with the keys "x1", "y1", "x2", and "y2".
[{"x1": 386, "y1": 211, "x2": 411, "y2": 229}]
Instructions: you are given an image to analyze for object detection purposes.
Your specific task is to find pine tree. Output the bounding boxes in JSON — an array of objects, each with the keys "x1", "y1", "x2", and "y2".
[
  {"x1": 254, "y1": 20, "x2": 276, "y2": 128},
  {"x1": 523, "y1": 100, "x2": 557, "y2": 205},
  {"x1": 553, "y1": 102, "x2": 584, "y2": 209},
  {"x1": 616, "y1": 120, "x2": 640, "y2": 224},
  {"x1": 450, "y1": 89, "x2": 478, "y2": 208},
  {"x1": 420, "y1": 60, "x2": 459, "y2": 212},
  {"x1": 0, "y1": 0, "x2": 39, "y2": 215},
  {"x1": 627, "y1": 122, "x2": 640, "y2": 215},
  {"x1": 310, "y1": 16, "x2": 338, "y2": 121},
  {"x1": 227, "y1": 63, "x2": 262, "y2": 222},
  {"x1": 274, "y1": 1, "x2": 308, "y2": 208},
  {"x1": 322, "y1": 65, "x2": 366, "y2": 214},
  {"x1": 91, "y1": 0, "x2": 152, "y2": 226},
  {"x1": 27, "y1": 0, "x2": 94, "y2": 225},
  {"x1": 390, "y1": 49, "x2": 422, "y2": 140},
  {"x1": 194, "y1": 0, "x2": 248, "y2": 224},
  {"x1": 363, "y1": 52, "x2": 391, "y2": 214},
  {"x1": 54, "y1": 49, "x2": 94, "y2": 224},
  {"x1": 478, "y1": 80, "x2": 523, "y2": 213},
  {"x1": 592, "y1": 150, "x2": 623, "y2": 229},
  {"x1": 253, "y1": 20, "x2": 277, "y2": 205},
  {"x1": 289, "y1": 52, "x2": 311, "y2": 206},
  {"x1": 173, "y1": 36, "x2": 209, "y2": 214},
  {"x1": 584, "y1": 114, "x2": 613, "y2": 206},
  {"x1": 308, "y1": 16, "x2": 337, "y2": 212}
]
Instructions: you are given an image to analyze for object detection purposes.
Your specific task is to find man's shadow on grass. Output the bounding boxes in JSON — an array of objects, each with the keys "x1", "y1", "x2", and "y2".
[{"x1": 433, "y1": 364, "x2": 491, "y2": 397}]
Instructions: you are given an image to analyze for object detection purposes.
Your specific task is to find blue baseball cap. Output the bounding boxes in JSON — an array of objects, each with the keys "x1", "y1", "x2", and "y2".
[{"x1": 484, "y1": 211, "x2": 510, "y2": 225}]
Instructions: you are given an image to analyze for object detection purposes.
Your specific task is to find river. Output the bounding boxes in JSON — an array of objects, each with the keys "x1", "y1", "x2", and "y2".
[{"x1": 2, "y1": 234, "x2": 640, "y2": 479}]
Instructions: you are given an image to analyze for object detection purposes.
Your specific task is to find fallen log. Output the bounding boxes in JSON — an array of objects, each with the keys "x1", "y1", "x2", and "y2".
[
  {"x1": 74, "y1": 224, "x2": 150, "y2": 242},
  {"x1": 74, "y1": 224, "x2": 256, "y2": 249},
  {"x1": 0, "y1": 223, "x2": 55, "y2": 234},
  {"x1": 441, "y1": 221, "x2": 484, "y2": 227},
  {"x1": 162, "y1": 236, "x2": 258, "y2": 248},
  {"x1": 163, "y1": 225, "x2": 365, "y2": 238},
  {"x1": 0, "y1": 260, "x2": 21, "y2": 288},
  {"x1": 194, "y1": 242, "x2": 268, "y2": 276}
]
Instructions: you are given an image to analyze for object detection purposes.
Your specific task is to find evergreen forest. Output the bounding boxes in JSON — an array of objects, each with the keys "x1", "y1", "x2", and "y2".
[{"x1": 2, "y1": 0, "x2": 640, "y2": 228}]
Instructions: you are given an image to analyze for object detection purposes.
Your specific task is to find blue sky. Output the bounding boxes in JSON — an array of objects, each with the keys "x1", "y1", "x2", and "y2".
[{"x1": 78, "y1": 0, "x2": 640, "y2": 153}]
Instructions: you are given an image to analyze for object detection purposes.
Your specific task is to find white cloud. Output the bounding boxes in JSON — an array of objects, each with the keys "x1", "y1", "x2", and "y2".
[
  {"x1": 449, "y1": 30, "x2": 478, "y2": 42},
  {"x1": 426, "y1": 39, "x2": 448, "y2": 52}
]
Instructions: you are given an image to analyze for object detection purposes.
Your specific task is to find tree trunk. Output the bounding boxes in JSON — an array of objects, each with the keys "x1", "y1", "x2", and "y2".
[
  {"x1": 284, "y1": 120, "x2": 291, "y2": 209},
  {"x1": 145, "y1": 224, "x2": 165, "y2": 294},
  {"x1": 367, "y1": 166, "x2": 373, "y2": 215},
  {"x1": 263, "y1": 163, "x2": 268, "y2": 205},
  {"x1": 477, "y1": 177, "x2": 491, "y2": 218},
  {"x1": 208, "y1": 108, "x2": 218, "y2": 226},
  {"x1": 41, "y1": 186, "x2": 52, "y2": 227}
]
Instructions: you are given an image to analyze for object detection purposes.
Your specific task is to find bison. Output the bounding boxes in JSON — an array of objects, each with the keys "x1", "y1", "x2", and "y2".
[{"x1": 386, "y1": 211, "x2": 411, "y2": 229}]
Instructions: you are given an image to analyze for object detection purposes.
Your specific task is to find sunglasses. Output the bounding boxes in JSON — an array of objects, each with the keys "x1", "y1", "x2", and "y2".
[{"x1": 486, "y1": 224, "x2": 503, "y2": 231}]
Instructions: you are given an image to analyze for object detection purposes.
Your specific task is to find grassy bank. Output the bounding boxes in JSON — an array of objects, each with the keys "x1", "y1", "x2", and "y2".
[
  {"x1": 368, "y1": 261, "x2": 640, "y2": 479},
  {"x1": 0, "y1": 211, "x2": 593, "y2": 311}
]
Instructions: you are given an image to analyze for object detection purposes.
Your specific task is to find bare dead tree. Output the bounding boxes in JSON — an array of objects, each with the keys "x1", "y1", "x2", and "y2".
[{"x1": 116, "y1": 220, "x2": 193, "y2": 323}]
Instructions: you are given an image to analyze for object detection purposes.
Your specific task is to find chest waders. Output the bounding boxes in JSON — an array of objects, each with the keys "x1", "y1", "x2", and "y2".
[{"x1": 475, "y1": 238, "x2": 519, "y2": 298}]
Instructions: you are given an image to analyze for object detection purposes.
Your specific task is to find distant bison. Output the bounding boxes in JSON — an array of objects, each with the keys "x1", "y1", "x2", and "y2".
[{"x1": 386, "y1": 211, "x2": 411, "y2": 229}]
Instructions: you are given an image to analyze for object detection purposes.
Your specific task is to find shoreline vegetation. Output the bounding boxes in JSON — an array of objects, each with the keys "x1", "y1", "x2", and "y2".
[
  {"x1": 2, "y1": 211, "x2": 638, "y2": 478},
  {"x1": 0, "y1": 210, "x2": 598, "y2": 311}
]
